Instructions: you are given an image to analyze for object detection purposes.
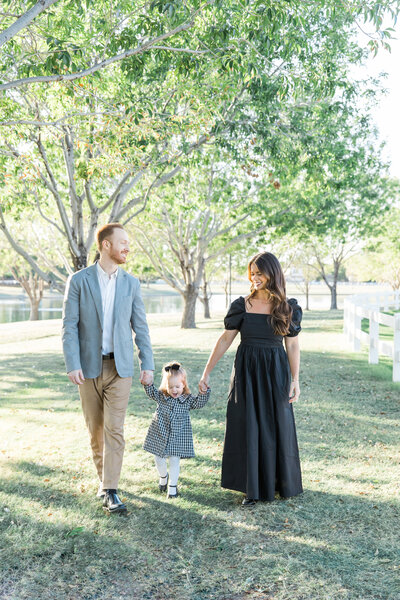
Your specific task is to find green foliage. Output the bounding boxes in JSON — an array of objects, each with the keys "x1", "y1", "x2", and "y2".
[
  {"x1": 347, "y1": 206, "x2": 400, "y2": 288},
  {"x1": 0, "y1": 0, "x2": 399, "y2": 282}
]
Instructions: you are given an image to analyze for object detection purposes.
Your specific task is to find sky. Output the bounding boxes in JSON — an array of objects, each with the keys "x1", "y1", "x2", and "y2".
[{"x1": 359, "y1": 23, "x2": 400, "y2": 179}]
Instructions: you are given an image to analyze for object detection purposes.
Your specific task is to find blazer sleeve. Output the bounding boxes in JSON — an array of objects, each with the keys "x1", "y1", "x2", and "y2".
[
  {"x1": 286, "y1": 298, "x2": 303, "y2": 337},
  {"x1": 61, "y1": 273, "x2": 82, "y2": 373},
  {"x1": 189, "y1": 388, "x2": 211, "y2": 410},
  {"x1": 130, "y1": 279, "x2": 155, "y2": 371}
]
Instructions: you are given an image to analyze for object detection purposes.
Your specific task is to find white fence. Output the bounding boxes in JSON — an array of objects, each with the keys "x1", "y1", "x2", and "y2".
[{"x1": 343, "y1": 290, "x2": 400, "y2": 382}]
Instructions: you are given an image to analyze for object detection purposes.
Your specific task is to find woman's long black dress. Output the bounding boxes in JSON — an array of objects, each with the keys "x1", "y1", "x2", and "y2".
[{"x1": 221, "y1": 296, "x2": 303, "y2": 501}]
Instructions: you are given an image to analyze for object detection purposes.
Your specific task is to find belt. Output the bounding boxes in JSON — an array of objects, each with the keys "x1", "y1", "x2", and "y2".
[{"x1": 102, "y1": 352, "x2": 114, "y2": 360}]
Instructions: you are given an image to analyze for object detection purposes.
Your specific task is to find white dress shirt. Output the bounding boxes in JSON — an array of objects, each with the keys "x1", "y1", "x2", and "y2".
[{"x1": 96, "y1": 262, "x2": 118, "y2": 354}]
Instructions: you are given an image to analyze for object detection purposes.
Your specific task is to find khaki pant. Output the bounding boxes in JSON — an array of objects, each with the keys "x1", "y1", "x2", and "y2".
[{"x1": 79, "y1": 359, "x2": 132, "y2": 489}]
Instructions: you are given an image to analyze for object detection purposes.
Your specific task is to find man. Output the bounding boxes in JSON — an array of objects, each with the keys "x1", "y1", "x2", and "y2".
[{"x1": 62, "y1": 223, "x2": 154, "y2": 513}]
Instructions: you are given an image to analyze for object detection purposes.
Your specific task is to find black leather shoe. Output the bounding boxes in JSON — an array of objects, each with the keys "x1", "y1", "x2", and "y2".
[
  {"x1": 102, "y1": 490, "x2": 127, "y2": 513},
  {"x1": 167, "y1": 485, "x2": 178, "y2": 499},
  {"x1": 241, "y1": 497, "x2": 257, "y2": 508},
  {"x1": 159, "y1": 473, "x2": 169, "y2": 492}
]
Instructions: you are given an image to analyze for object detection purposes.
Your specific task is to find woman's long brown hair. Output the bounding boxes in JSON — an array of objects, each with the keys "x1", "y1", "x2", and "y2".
[{"x1": 247, "y1": 252, "x2": 292, "y2": 335}]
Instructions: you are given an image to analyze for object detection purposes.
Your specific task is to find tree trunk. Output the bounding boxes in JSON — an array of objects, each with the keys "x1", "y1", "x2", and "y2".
[
  {"x1": 10, "y1": 269, "x2": 44, "y2": 321},
  {"x1": 330, "y1": 259, "x2": 340, "y2": 310},
  {"x1": 203, "y1": 296, "x2": 211, "y2": 319},
  {"x1": 201, "y1": 278, "x2": 211, "y2": 318},
  {"x1": 224, "y1": 279, "x2": 229, "y2": 308},
  {"x1": 330, "y1": 284, "x2": 337, "y2": 309},
  {"x1": 305, "y1": 281, "x2": 310, "y2": 311},
  {"x1": 29, "y1": 297, "x2": 41, "y2": 320},
  {"x1": 70, "y1": 246, "x2": 88, "y2": 271},
  {"x1": 181, "y1": 285, "x2": 198, "y2": 328}
]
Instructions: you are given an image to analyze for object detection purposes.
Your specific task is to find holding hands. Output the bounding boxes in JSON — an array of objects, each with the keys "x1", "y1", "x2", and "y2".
[
  {"x1": 140, "y1": 370, "x2": 154, "y2": 385},
  {"x1": 198, "y1": 375, "x2": 209, "y2": 394}
]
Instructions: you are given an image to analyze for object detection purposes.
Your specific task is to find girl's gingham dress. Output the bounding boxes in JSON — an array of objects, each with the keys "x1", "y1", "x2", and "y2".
[{"x1": 143, "y1": 384, "x2": 211, "y2": 458}]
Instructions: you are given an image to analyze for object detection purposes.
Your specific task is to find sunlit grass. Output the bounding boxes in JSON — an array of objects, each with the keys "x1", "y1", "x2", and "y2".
[{"x1": 0, "y1": 311, "x2": 399, "y2": 600}]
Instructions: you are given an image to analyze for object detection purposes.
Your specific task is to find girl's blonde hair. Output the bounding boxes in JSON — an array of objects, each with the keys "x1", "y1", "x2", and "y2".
[{"x1": 159, "y1": 361, "x2": 190, "y2": 395}]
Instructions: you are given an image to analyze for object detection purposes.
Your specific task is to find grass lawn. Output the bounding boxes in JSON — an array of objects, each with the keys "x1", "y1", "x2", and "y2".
[
  {"x1": 0, "y1": 310, "x2": 399, "y2": 600},
  {"x1": 361, "y1": 310, "x2": 399, "y2": 343}
]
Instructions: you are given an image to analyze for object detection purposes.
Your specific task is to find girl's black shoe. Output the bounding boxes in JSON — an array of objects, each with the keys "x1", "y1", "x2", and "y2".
[
  {"x1": 167, "y1": 485, "x2": 178, "y2": 499},
  {"x1": 159, "y1": 473, "x2": 169, "y2": 492}
]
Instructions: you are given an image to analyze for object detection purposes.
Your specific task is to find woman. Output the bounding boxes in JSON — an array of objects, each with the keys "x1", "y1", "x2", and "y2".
[{"x1": 199, "y1": 252, "x2": 303, "y2": 507}]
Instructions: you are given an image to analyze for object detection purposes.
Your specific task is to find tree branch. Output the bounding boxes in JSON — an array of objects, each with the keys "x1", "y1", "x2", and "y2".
[
  {"x1": 0, "y1": 5, "x2": 207, "y2": 90},
  {"x1": 0, "y1": 205, "x2": 57, "y2": 285},
  {"x1": 133, "y1": 225, "x2": 183, "y2": 293},
  {"x1": 30, "y1": 186, "x2": 66, "y2": 238},
  {"x1": 0, "y1": 0, "x2": 60, "y2": 48},
  {"x1": 206, "y1": 222, "x2": 272, "y2": 262},
  {"x1": 36, "y1": 135, "x2": 79, "y2": 256}
]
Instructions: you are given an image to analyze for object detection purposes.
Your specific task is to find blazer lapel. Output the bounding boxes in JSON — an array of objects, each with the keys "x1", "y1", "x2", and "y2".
[
  {"x1": 86, "y1": 264, "x2": 103, "y2": 326},
  {"x1": 113, "y1": 268, "x2": 127, "y2": 323}
]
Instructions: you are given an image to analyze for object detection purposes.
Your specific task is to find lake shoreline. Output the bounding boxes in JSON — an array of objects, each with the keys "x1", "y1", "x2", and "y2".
[{"x1": 0, "y1": 281, "x2": 392, "y2": 324}]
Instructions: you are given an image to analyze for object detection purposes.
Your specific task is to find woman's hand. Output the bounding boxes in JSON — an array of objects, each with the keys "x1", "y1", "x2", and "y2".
[
  {"x1": 199, "y1": 375, "x2": 209, "y2": 393},
  {"x1": 289, "y1": 380, "x2": 300, "y2": 403},
  {"x1": 198, "y1": 329, "x2": 237, "y2": 394}
]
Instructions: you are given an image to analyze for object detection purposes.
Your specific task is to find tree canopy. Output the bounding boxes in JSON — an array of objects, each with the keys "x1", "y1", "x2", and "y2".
[{"x1": 1, "y1": 0, "x2": 400, "y2": 323}]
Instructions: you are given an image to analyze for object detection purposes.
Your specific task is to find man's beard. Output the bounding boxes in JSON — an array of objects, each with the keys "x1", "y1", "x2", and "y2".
[{"x1": 109, "y1": 248, "x2": 127, "y2": 264}]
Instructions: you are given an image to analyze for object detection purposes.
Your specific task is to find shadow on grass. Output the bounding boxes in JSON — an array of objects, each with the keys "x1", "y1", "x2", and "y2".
[
  {"x1": 2, "y1": 313, "x2": 400, "y2": 598},
  {"x1": 1, "y1": 459, "x2": 399, "y2": 600},
  {"x1": 301, "y1": 310, "x2": 343, "y2": 334},
  {"x1": 0, "y1": 352, "x2": 69, "y2": 410},
  {"x1": 1, "y1": 461, "x2": 100, "y2": 512},
  {"x1": 302, "y1": 309, "x2": 343, "y2": 320}
]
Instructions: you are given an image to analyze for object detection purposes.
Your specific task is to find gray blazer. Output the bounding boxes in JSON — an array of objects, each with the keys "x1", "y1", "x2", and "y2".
[{"x1": 62, "y1": 264, "x2": 154, "y2": 378}]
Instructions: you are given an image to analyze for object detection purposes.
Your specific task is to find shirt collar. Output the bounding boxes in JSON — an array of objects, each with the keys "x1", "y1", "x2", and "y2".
[
  {"x1": 164, "y1": 392, "x2": 187, "y2": 403},
  {"x1": 97, "y1": 261, "x2": 118, "y2": 280}
]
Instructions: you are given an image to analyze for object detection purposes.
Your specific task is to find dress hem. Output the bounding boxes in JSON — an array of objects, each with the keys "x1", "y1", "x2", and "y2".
[
  {"x1": 221, "y1": 483, "x2": 304, "y2": 502},
  {"x1": 143, "y1": 448, "x2": 195, "y2": 459}
]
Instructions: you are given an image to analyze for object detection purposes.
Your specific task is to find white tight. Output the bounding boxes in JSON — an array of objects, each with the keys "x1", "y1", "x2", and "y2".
[{"x1": 154, "y1": 455, "x2": 180, "y2": 487}]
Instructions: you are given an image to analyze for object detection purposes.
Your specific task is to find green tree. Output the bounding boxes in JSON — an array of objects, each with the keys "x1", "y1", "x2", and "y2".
[
  {"x1": 264, "y1": 89, "x2": 397, "y2": 308},
  {"x1": 1, "y1": 0, "x2": 399, "y2": 292},
  {"x1": 346, "y1": 206, "x2": 400, "y2": 289},
  {"x1": 0, "y1": 219, "x2": 68, "y2": 319},
  {"x1": 131, "y1": 159, "x2": 272, "y2": 327},
  {"x1": 1, "y1": 0, "x2": 398, "y2": 92}
]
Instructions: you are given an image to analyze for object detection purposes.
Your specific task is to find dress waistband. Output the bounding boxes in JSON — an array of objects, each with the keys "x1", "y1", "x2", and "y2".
[{"x1": 240, "y1": 340, "x2": 283, "y2": 349}]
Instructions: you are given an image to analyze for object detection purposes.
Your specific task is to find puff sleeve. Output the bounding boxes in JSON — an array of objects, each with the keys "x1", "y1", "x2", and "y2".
[
  {"x1": 224, "y1": 297, "x2": 245, "y2": 331},
  {"x1": 286, "y1": 298, "x2": 302, "y2": 337}
]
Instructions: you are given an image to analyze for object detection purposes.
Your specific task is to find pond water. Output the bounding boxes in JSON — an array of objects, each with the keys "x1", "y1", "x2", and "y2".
[
  {"x1": 0, "y1": 293, "x2": 188, "y2": 324},
  {"x1": 0, "y1": 288, "x2": 342, "y2": 324}
]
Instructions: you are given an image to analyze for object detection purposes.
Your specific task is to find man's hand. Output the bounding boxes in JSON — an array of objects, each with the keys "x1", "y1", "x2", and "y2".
[
  {"x1": 67, "y1": 369, "x2": 85, "y2": 385},
  {"x1": 140, "y1": 370, "x2": 154, "y2": 385}
]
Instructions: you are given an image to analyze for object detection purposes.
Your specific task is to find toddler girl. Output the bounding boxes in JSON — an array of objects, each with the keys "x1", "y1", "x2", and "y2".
[{"x1": 142, "y1": 361, "x2": 211, "y2": 498}]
